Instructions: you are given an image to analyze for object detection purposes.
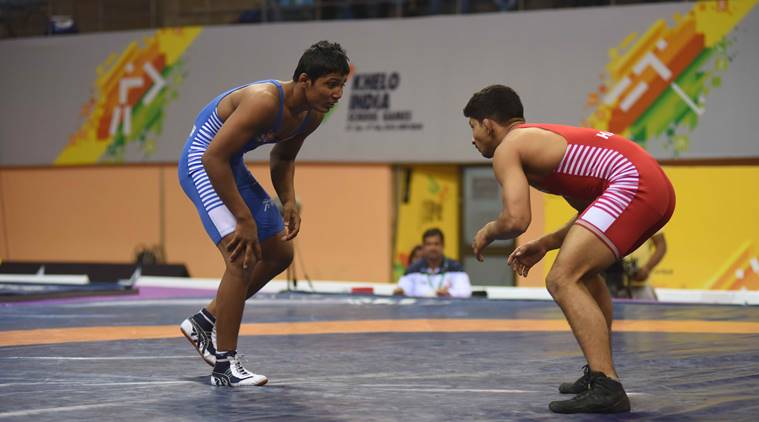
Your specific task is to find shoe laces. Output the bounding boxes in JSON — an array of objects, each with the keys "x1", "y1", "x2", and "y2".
[
  {"x1": 583, "y1": 372, "x2": 616, "y2": 396},
  {"x1": 574, "y1": 375, "x2": 605, "y2": 401},
  {"x1": 578, "y1": 364, "x2": 591, "y2": 387},
  {"x1": 231, "y1": 354, "x2": 253, "y2": 377},
  {"x1": 581, "y1": 364, "x2": 591, "y2": 377}
]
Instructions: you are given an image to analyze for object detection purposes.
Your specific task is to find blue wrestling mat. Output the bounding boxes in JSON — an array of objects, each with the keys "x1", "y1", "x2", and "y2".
[{"x1": 1, "y1": 291, "x2": 758, "y2": 420}]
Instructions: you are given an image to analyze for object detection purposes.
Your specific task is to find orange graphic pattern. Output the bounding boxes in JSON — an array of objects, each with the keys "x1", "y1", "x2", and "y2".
[{"x1": 56, "y1": 27, "x2": 202, "y2": 165}]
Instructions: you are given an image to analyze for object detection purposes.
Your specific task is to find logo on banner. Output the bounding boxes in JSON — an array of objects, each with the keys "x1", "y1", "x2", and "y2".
[
  {"x1": 582, "y1": 0, "x2": 757, "y2": 155},
  {"x1": 56, "y1": 27, "x2": 202, "y2": 165},
  {"x1": 346, "y1": 71, "x2": 423, "y2": 132}
]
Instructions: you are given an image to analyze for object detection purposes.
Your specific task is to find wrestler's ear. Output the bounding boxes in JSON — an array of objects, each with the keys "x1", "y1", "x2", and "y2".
[
  {"x1": 482, "y1": 118, "x2": 495, "y2": 134},
  {"x1": 296, "y1": 73, "x2": 311, "y2": 86}
]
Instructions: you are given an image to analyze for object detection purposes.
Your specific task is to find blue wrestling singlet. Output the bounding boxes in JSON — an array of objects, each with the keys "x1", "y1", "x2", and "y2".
[{"x1": 178, "y1": 80, "x2": 311, "y2": 244}]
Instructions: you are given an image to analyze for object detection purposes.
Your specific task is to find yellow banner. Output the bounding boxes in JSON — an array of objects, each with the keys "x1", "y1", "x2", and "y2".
[
  {"x1": 661, "y1": 166, "x2": 759, "y2": 290},
  {"x1": 542, "y1": 165, "x2": 759, "y2": 290},
  {"x1": 393, "y1": 166, "x2": 460, "y2": 281}
]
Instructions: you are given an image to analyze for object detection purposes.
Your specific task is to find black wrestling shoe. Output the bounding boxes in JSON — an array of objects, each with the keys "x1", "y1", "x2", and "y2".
[
  {"x1": 549, "y1": 371, "x2": 631, "y2": 414},
  {"x1": 559, "y1": 364, "x2": 591, "y2": 394}
]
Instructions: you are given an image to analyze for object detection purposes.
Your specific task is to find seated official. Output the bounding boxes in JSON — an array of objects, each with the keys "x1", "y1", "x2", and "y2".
[{"x1": 393, "y1": 228, "x2": 472, "y2": 298}]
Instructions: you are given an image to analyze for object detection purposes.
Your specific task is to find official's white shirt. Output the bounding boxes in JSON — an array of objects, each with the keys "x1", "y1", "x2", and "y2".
[{"x1": 398, "y1": 258, "x2": 472, "y2": 298}]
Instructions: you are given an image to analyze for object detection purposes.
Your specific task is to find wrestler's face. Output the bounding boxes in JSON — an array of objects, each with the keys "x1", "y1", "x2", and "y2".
[
  {"x1": 301, "y1": 72, "x2": 348, "y2": 113},
  {"x1": 468, "y1": 118, "x2": 496, "y2": 158}
]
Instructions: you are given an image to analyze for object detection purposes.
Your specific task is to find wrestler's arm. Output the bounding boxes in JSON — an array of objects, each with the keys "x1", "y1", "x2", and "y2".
[
  {"x1": 472, "y1": 136, "x2": 531, "y2": 261},
  {"x1": 270, "y1": 113, "x2": 324, "y2": 240},
  {"x1": 484, "y1": 138, "x2": 532, "y2": 240}
]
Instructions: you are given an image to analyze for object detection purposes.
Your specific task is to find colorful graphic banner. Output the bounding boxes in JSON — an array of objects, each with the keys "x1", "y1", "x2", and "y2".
[
  {"x1": 393, "y1": 166, "x2": 460, "y2": 281},
  {"x1": 55, "y1": 27, "x2": 201, "y2": 165},
  {"x1": 583, "y1": 0, "x2": 757, "y2": 155},
  {"x1": 3, "y1": 2, "x2": 757, "y2": 165}
]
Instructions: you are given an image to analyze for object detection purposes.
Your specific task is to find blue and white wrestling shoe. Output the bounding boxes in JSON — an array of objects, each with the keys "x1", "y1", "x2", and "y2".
[
  {"x1": 211, "y1": 351, "x2": 268, "y2": 387},
  {"x1": 180, "y1": 309, "x2": 217, "y2": 366}
]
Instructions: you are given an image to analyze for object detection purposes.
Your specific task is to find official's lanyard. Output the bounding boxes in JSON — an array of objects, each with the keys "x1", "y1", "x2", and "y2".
[{"x1": 424, "y1": 267, "x2": 447, "y2": 290}]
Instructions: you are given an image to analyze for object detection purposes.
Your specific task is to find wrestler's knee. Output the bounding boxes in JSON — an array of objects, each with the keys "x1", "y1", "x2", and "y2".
[{"x1": 546, "y1": 265, "x2": 580, "y2": 300}]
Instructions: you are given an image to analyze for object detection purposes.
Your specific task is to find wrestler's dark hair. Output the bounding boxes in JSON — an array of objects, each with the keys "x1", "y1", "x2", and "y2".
[
  {"x1": 293, "y1": 41, "x2": 350, "y2": 81},
  {"x1": 422, "y1": 228, "x2": 445, "y2": 245},
  {"x1": 463, "y1": 85, "x2": 524, "y2": 124}
]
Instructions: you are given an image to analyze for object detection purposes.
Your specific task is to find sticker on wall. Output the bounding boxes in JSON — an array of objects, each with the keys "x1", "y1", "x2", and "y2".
[
  {"x1": 706, "y1": 242, "x2": 759, "y2": 291},
  {"x1": 55, "y1": 27, "x2": 202, "y2": 165},
  {"x1": 583, "y1": 0, "x2": 757, "y2": 155}
]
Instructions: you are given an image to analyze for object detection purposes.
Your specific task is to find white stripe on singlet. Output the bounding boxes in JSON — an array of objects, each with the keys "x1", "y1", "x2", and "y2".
[
  {"x1": 557, "y1": 144, "x2": 640, "y2": 235},
  {"x1": 187, "y1": 111, "x2": 225, "y2": 213}
]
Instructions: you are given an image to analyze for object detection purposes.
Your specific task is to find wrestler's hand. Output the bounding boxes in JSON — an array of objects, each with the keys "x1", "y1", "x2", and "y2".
[
  {"x1": 507, "y1": 239, "x2": 547, "y2": 277},
  {"x1": 227, "y1": 217, "x2": 261, "y2": 270},
  {"x1": 472, "y1": 223, "x2": 495, "y2": 262},
  {"x1": 281, "y1": 202, "x2": 301, "y2": 241},
  {"x1": 632, "y1": 267, "x2": 650, "y2": 282}
]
